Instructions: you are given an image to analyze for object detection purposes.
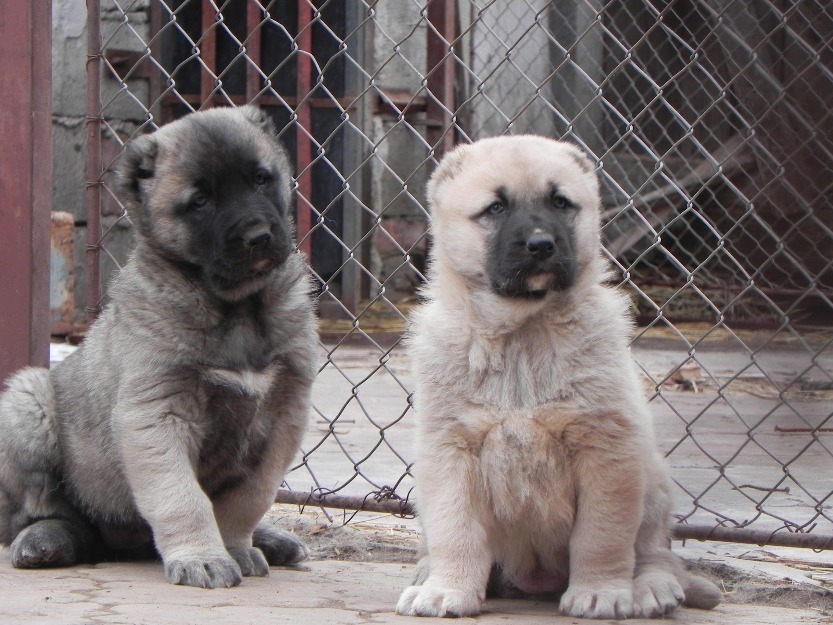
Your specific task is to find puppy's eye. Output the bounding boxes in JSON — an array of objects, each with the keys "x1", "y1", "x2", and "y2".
[
  {"x1": 552, "y1": 195, "x2": 571, "y2": 210},
  {"x1": 485, "y1": 202, "x2": 505, "y2": 216},
  {"x1": 191, "y1": 193, "x2": 210, "y2": 209},
  {"x1": 254, "y1": 169, "x2": 271, "y2": 186}
]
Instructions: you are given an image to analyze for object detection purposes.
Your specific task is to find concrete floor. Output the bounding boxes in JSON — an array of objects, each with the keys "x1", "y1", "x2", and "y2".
[{"x1": 0, "y1": 552, "x2": 829, "y2": 625}]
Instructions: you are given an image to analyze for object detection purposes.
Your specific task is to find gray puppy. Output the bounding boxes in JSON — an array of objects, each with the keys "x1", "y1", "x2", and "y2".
[{"x1": 0, "y1": 106, "x2": 318, "y2": 588}]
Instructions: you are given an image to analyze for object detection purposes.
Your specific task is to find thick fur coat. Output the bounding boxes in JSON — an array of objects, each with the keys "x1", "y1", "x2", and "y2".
[{"x1": 396, "y1": 136, "x2": 722, "y2": 619}]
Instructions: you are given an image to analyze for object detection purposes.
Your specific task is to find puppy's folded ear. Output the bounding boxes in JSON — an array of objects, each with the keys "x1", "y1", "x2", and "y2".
[
  {"x1": 237, "y1": 105, "x2": 277, "y2": 135},
  {"x1": 563, "y1": 144, "x2": 600, "y2": 199},
  {"x1": 117, "y1": 133, "x2": 158, "y2": 210},
  {"x1": 564, "y1": 144, "x2": 596, "y2": 176},
  {"x1": 427, "y1": 143, "x2": 471, "y2": 212}
]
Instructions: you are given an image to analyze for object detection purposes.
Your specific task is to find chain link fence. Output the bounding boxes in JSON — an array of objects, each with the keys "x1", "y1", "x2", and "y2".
[{"x1": 83, "y1": 0, "x2": 833, "y2": 547}]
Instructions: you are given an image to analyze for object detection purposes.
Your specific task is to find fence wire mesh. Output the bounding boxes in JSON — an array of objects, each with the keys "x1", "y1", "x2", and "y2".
[{"x1": 86, "y1": 0, "x2": 833, "y2": 547}]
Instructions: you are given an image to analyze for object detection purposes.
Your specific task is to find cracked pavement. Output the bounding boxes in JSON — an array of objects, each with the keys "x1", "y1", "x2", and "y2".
[{"x1": 1, "y1": 551, "x2": 829, "y2": 625}]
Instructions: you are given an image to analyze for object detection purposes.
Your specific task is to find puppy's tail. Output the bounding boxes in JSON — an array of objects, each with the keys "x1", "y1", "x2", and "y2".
[
  {"x1": 681, "y1": 571, "x2": 723, "y2": 610},
  {"x1": 0, "y1": 367, "x2": 60, "y2": 457},
  {"x1": 0, "y1": 367, "x2": 62, "y2": 544}
]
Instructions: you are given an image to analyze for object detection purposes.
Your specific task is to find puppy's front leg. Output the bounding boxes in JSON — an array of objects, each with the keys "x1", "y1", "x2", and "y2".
[
  {"x1": 559, "y1": 417, "x2": 647, "y2": 619},
  {"x1": 115, "y1": 400, "x2": 241, "y2": 589},
  {"x1": 212, "y1": 480, "x2": 310, "y2": 578},
  {"x1": 212, "y1": 391, "x2": 311, "y2": 575},
  {"x1": 397, "y1": 445, "x2": 491, "y2": 618}
]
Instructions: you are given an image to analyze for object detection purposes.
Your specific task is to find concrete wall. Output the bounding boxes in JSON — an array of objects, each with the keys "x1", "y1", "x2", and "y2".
[
  {"x1": 362, "y1": 3, "x2": 431, "y2": 299},
  {"x1": 465, "y1": 0, "x2": 559, "y2": 139},
  {"x1": 52, "y1": 0, "x2": 89, "y2": 328},
  {"x1": 52, "y1": 0, "x2": 143, "y2": 328}
]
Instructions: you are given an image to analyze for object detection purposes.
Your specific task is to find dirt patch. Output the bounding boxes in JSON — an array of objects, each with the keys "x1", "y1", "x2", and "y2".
[
  {"x1": 265, "y1": 504, "x2": 833, "y2": 615},
  {"x1": 263, "y1": 504, "x2": 420, "y2": 564},
  {"x1": 689, "y1": 559, "x2": 833, "y2": 615}
]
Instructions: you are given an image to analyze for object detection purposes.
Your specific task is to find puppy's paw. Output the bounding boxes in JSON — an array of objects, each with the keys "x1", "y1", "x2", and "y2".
[
  {"x1": 252, "y1": 523, "x2": 309, "y2": 566},
  {"x1": 165, "y1": 553, "x2": 242, "y2": 588},
  {"x1": 227, "y1": 546, "x2": 270, "y2": 577},
  {"x1": 10, "y1": 520, "x2": 87, "y2": 568},
  {"x1": 682, "y1": 572, "x2": 723, "y2": 610},
  {"x1": 633, "y1": 570, "x2": 684, "y2": 618},
  {"x1": 396, "y1": 585, "x2": 481, "y2": 618},
  {"x1": 560, "y1": 580, "x2": 634, "y2": 619}
]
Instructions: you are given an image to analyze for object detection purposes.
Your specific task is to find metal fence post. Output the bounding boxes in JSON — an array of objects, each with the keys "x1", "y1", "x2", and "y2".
[
  {"x1": 85, "y1": 0, "x2": 102, "y2": 325},
  {"x1": 426, "y1": 0, "x2": 457, "y2": 156},
  {"x1": 0, "y1": 0, "x2": 52, "y2": 380}
]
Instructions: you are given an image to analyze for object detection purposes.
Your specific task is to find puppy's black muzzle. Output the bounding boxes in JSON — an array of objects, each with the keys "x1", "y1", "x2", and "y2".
[
  {"x1": 224, "y1": 212, "x2": 291, "y2": 268},
  {"x1": 487, "y1": 203, "x2": 577, "y2": 298},
  {"x1": 202, "y1": 191, "x2": 293, "y2": 300}
]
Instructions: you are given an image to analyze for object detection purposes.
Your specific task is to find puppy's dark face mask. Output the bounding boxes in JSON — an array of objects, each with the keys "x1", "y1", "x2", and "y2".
[
  {"x1": 482, "y1": 185, "x2": 578, "y2": 299},
  {"x1": 173, "y1": 147, "x2": 293, "y2": 301},
  {"x1": 119, "y1": 107, "x2": 296, "y2": 302}
]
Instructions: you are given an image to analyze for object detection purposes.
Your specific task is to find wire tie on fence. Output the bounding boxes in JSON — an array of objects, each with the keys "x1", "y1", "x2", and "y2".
[
  {"x1": 737, "y1": 483, "x2": 790, "y2": 494},
  {"x1": 775, "y1": 425, "x2": 833, "y2": 433},
  {"x1": 343, "y1": 491, "x2": 383, "y2": 525},
  {"x1": 309, "y1": 490, "x2": 334, "y2": 523}
]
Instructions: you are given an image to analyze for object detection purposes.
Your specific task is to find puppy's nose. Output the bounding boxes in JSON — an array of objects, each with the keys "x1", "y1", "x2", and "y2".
[
  {"x1": 526, "y1": 234, "x2": 555, "y2": 259},
  {"x1": 244, "y1": 227, "x2": 272, "y2": 249}
]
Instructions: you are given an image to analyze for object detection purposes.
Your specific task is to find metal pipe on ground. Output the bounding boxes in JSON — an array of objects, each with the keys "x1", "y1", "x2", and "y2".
[{"x1": 276, "y1": 489, "x2": 833, "y2": 550}]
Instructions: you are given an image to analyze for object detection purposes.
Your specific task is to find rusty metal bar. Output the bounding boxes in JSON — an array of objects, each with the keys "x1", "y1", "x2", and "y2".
[
  {"x1": 29, "y1": 0, "x2": 52, "y2": 363},
  {"x1": 674, "y1": 524, "x2": 833, "y2": 551},
  {"x1": 86, "y1": 0, "x2": 103, "y2": 325},
  {"x1": 0, "y1": 0, "x2": 52, "y2": 378},
  {"x1": 246, "y1": 1, "x2": 262, "y2": 102},
  {"x1": 275, "y1": 489, "x2": 833, "y2": 550},
  {"x1": 148, "y1": 1, "x2": 163, "y2": 123},
  {"x1": 30, "y1": 0, "x2": 52, "y2": 362},
  {"x1": 275, "y1": 489, "x2": 415, "y2": 517},
  {"x1": 200, "y1": 0, "x2": 218, "y2": 106},
  {"x1": 426, "y1": 0, "x2": 457, "y2": 157},
  {"x1": 295, "y1": 0, "x2": 314, "y2": 257}
]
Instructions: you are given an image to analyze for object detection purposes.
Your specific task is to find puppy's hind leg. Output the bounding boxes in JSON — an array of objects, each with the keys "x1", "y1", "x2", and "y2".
[
  {"x1": 631, "y1": 476, "x2": 721, "y2": 617},
  {"x1": 630, "y1": 482, "x2": 685, "y2": 618},
  {"x1": 633, "y1": 537, "x2": 721, "y2": 616},
  {"x1": 0, "y1": 368, "x2": 95, "y2": 568},
  {"x1": 252, "y1": 522, "x2": 309, "y2": 566}
]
